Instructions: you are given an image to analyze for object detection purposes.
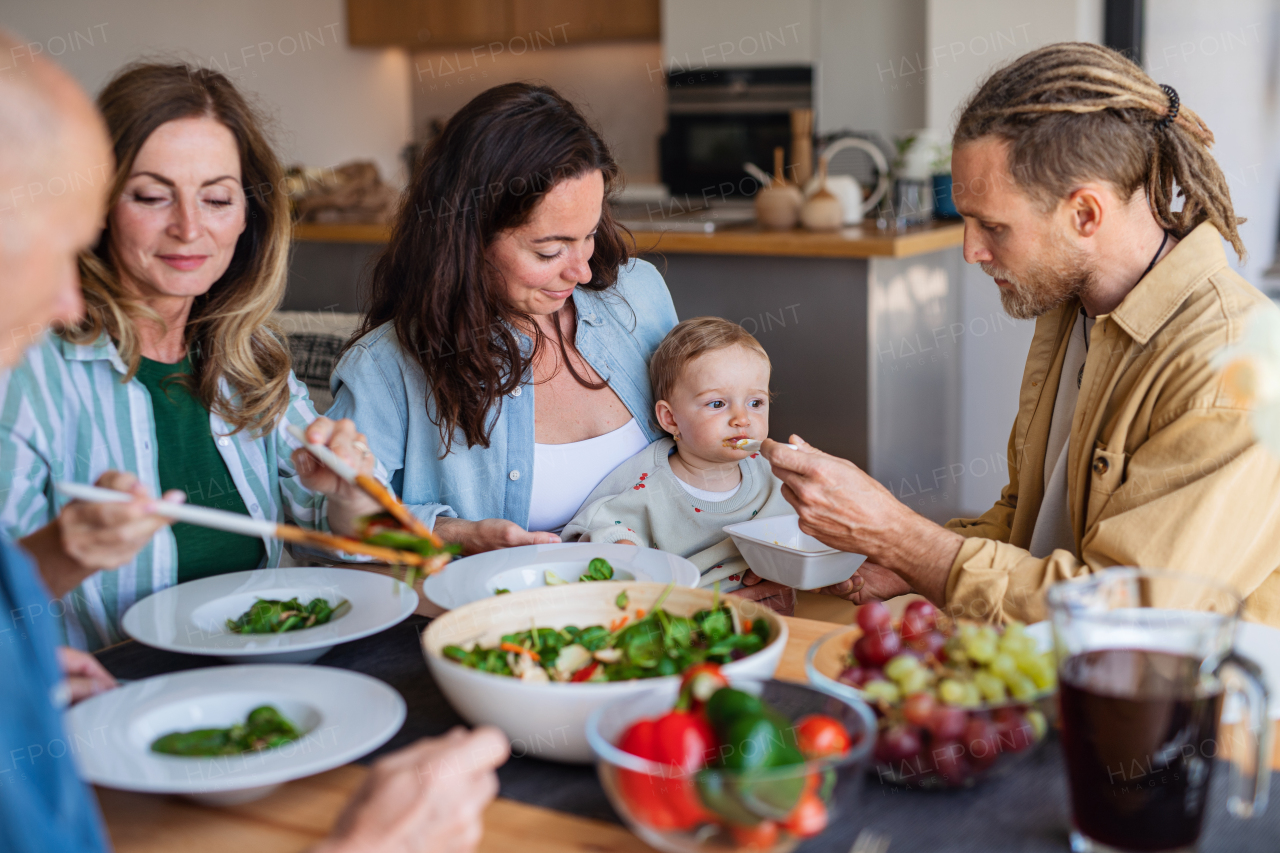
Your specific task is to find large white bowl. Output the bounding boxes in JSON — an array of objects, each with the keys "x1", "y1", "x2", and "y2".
[
  {"x1": 64, "y1": 664, "x2": 405, "y2": 806},
  {"x1": 122, "y1": 567, "x2": 417, "y2": 663},
  {"x1": 423, "y1": 542, "x2": 700, "y2": 610},
  {"x1": 422, "y1": 581, "x2": 787, "y2": 763},
  {"x1": 724, "y1": 514, "x2": 866, "y2": 590}
]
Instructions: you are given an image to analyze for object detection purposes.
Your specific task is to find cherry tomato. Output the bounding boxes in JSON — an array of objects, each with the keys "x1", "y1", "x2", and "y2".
[
  {"x1": 794, "y1": 714, "x2": 851, "y2": 759},
  {"x1": 729, "y1": 821, "x2": 780, "y2": 849},
  {"x1": 782, "y1": 792, "x2": 829, "y2": 838}
]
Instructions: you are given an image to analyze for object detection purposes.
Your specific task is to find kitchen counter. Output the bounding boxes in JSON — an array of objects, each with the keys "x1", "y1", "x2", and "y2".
[{"x1": 290, "y1": 220, "x2": 964, "y2": 260}]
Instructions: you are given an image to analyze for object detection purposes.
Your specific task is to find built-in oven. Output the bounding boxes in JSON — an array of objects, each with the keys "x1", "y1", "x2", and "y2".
[{"x1": 659, "y1": 66, "x2": 812, "y2": 200}]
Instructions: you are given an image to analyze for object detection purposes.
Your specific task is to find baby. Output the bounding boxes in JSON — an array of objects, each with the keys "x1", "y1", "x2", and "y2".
[{"x1": 562, "y1": 317, "x2": 792, "y2": 591}]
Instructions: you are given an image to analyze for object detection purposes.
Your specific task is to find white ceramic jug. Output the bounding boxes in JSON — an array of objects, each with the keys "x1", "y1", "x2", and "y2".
[{"x1": 803, "y1": 137, "x2": 891, "y2": 225}]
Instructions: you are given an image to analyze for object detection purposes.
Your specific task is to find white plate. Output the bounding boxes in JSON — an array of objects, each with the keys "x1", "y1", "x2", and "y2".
[
  {"x1": 422, "y1": 542, "x2": 700, "y2": 610},
  {"x1": 1027, "y1": 619, "x2": 1280, "y2": 719},
  {"x1": 122, "y1": 567, "x2": 417, "y2": 663},
  {"x1": 64, "y1": 664, "x2": 405, "y2": 805}
]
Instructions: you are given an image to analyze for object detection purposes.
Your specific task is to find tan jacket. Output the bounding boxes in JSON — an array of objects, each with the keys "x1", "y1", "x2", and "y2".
[{"x1": 944, "y1": 224, "x2": 1280, "y2": 626}]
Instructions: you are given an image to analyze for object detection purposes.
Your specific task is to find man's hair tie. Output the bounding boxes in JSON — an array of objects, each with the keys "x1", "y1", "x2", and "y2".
[{"x1": 1155, "y1": 84, "x2": 1180, "y2": 130}]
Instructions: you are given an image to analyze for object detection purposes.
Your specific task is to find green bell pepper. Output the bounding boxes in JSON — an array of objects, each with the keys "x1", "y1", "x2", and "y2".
[{"x1": 698, "y1": 688, "x2": 807, "y2": 825}]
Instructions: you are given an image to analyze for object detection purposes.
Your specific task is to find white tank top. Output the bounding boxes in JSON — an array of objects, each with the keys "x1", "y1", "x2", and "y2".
[{"x1": 527, "y1": 418, "x2": 649, "y2": 533}]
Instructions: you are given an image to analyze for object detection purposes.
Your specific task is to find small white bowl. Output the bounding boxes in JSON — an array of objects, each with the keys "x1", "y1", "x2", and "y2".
[
  {"x1": 723, "y1": 514, "x2": 865, "y2": 590},
  {"x1": 421, "y1": 582, "x2": 787, "y2": 764}
]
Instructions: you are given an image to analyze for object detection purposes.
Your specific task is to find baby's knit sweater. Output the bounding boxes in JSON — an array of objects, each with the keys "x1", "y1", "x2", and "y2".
[{"x1": 561, "y1": 438, "x2": 792, "y2": 591}]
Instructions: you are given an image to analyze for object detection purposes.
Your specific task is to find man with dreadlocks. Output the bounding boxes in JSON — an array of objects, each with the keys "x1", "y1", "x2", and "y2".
[{"x1": 761, "y1": 42, "x2": 1280, "y2": 625}]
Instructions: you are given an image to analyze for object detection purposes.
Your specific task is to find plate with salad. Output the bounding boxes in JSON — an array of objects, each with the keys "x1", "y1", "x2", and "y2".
[
  {"x1": 122, "y1": 567, "x2": 417, "y2": 663},
  {"x1": 65, "y1": 664, "x2": 404, "y2": 805},
  {"x1": 422, "y1": 542, "x2": 700, "y2": 610}
]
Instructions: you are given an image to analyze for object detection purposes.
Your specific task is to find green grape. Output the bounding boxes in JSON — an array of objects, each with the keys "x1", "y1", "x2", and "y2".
[
  {"x1": 938, "y1": 678, "x2": 966, "y2": 705},
  {"x1": 990, "y1": 652, "x2": 1017, "y2": 679},
  {"x1": 1020, "y1": 656, "x2": 1056, "y2": 691},
  {"x1": 898, "y1": 666, "x2": 933, "y2": 696},
  {"x1": 960, "y1": 681, "x2": 983, "y2": 708},
  {"x1": 862, "y1": 679, "x2": 901, "y2": 704},
  {"x1": 974, "y1": 670, "x2": 1008, "y2": 703},
  {"x1": 1007, "y1": 672, "x2": 1038, "y2": 701},
  {"x1": 1026, "y1": 709, "x2": 1048, "y2": 741},
  {"x1": 965, "y1": 636, "x2": 998, "y2": 664},
  {"x1": 1003, "y1": 620, "x2": 1027, "y2": 639},
  {"x1": 884, "y1": 653, "x2": 921, "y2": 684}
]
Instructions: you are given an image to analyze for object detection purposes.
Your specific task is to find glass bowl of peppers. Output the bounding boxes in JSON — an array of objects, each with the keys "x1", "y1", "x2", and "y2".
[
  {"x1": 806, "y1": 601, "x2": 1057, "y2": 791},
  {"x1": 586, "y1": 664, "x2": 876, "y2": 853}
]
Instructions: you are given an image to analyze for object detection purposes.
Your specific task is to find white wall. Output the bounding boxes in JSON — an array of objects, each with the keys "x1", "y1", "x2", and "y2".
[
  {"x1": 1144, "y1": 1, "x2": 1280, "y2": 279},
  {"x1": 660, "y1": 0, "x2": 813, "y2": 70},
  {"x1": 411, "y1": 41, "x2": 665, "y2": 184},
  {"x1": 0, "y1": 0, "x2": 412, "y2": 184},
  {"x1": 925, "y1": 0, "x2": 1102, "y2": 131}
]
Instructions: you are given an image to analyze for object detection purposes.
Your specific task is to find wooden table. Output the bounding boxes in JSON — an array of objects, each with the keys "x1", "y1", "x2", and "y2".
[
  {"x1": 96, "y1": 612, "x2": 1280, "y2": 853},
  {"x1": 97, "y1": 615, "x2": 835, "y2": 853}
]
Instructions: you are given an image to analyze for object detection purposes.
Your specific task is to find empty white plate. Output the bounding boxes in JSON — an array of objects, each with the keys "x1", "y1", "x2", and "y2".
[
  {"x1": 64, "y1": 664, "x2": 405, "y2": 805},
  {"x1": 122, "y1": 567, "x2": 417, "y2": 663},
  {"x1": 422, "y1": 542, "x2": 700, "y2": 611}
]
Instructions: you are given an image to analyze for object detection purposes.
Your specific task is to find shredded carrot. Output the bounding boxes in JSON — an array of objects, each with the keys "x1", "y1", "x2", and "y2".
[
  {"x1": 742, "y1": 618, "x2": 753, "y2": 632},
  {"x1": 500, "y1": 641, "x2": 540, "y2": 661},
  {"x1": 636, "y1": 609, "x2": 646, "y2": 619},
  {"x1": 610, "y1": 616, "x2": 629, "y2": 632}
]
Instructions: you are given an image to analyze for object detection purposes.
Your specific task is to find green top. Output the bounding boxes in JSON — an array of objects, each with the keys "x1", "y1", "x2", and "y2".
[{"x1": 134, "y1": 355, "x2": 265, "y2": 583}]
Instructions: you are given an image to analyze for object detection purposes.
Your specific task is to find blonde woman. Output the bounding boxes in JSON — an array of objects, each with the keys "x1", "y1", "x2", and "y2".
[{"x1": 0, "y1": 62, "x2": 384, "y2": 650}]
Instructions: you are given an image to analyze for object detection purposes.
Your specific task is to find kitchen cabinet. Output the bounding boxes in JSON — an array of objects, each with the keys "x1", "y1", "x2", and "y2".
[
  {"x1": 347, "y1": 0, "x2": 511, "y2": 48},
  {"x1": 346, "y1": 0, "x2": 657, "y2": 48},
  {"x1": 512, "y1": 0, "x2": 658, "y2": 42}
]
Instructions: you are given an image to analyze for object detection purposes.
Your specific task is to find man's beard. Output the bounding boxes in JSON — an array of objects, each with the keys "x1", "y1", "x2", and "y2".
[{"x1": 982, "y1": 249, "x2": 1094, "y2": 320}]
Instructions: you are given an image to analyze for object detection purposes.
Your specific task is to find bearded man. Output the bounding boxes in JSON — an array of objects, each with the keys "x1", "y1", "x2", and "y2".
[{"x1": 763, "y1": 42, "x2": 1280, "y2": 625}]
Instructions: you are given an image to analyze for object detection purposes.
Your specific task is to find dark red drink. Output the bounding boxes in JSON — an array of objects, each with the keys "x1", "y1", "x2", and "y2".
[{"x1": 1059, "y1": 649, "x2": 1223, "y2": 851}]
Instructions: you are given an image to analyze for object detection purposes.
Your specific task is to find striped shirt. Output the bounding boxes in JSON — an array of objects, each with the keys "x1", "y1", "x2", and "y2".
[{"x1": 0, "y1": 332, "x2": 357, "y2": 651}]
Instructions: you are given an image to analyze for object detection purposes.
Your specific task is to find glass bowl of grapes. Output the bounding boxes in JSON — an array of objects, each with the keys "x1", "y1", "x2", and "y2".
[{"x1": 805, "y1": 600, "x2": 1056, "y2": 790}]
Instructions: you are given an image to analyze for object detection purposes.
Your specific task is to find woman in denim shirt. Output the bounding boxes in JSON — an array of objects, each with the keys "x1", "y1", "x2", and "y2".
[{"x1": 328, "y1": 83, "x2": 678, "y2": 554}]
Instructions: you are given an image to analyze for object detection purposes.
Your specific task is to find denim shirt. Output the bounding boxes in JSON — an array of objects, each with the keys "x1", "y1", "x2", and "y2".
[
  {"x1": 0, "y1": 538, "x2": 109, "y2": 853},
  {"x1": 327, "y1": 259, "x2": 678, "y2": 529}
]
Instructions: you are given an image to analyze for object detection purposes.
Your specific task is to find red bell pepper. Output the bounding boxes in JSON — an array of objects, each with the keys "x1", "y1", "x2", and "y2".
[{"x1": 616, "y1": 693, "x2": 717, "y2": 830}]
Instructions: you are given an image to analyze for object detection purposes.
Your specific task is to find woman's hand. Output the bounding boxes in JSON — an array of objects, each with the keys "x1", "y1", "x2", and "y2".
[
  {"x1": 732, "y1": 571, "x2": 797, "y2": 616},
  {"x1": 315, "y1": 726, "x2": 508, "y2": 853},
  {"x1": 293, "y1": 417, "x2": 383, "y2": 536},
  {"x1": 58, "y1": 647, "x2": 118, "y2": 705},
  {"x1": 433, "y1": 518, "x2": 559, "y2": 556},
  {"x1": 21, "y1": 471, "x2": 182, "y2": 599},
  {"x1": 816, "y1": 561, "x2": 913, "y2": 604}
]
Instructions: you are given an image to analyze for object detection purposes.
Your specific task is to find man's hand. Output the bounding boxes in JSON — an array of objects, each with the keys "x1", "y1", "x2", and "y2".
[
  {"x1": 316, "y1": 727, "x2": 509, "y2": 853},
  {"x1": 732, "y1": 571, "x2": 796, "y2": 616},
  {"x1": 21, "y1": 471, "x2": 182, "y2": 598},
  {"x1": 761, "y1": 435, "x2": 963, "y2": 606},
  {"x1": 58, "y1": 647, "x2": 117, "y2": 704},
  {"x1": 816, "y1": 562, "x2": 912, "y2": 604},
  {"x1": 433, "y1": 518, "x2": 559, "y2": 556}
]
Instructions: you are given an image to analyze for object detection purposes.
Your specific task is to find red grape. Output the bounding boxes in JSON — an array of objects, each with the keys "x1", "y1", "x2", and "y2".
[
  {"x1": 901, "y1": 600, "x2": 937, "y2": 633},
  {"x1": 902, "y1": 692, "x2": 937, "y2": 727},
  {"x1": 874, "y1": 723, "x2": 922, "y2": 763},
  {"x1": 856, "y1": 601, "x2": 893, "y2": 633},
  {"x1": 905, "y1": 630, "x2": 947, "y2": 661},
  {"x1": 837, "y1": 665, "x2": 882, "y2": 687},
  {"x1": 992, "y1": 708, "x2": 1035, "y2": 753},
  {"x1": 853, "y1": 629, "x2": 902, "y2": 667},
  {"x1": 963, "y1": 717, "x2": 1000, "y2": 769},
  {"x1": 931, "y1": 740, "x2": 969, "y2": 785},
  {"x1": 928, "y1": 705, "x2": 969, "y2": 742}
]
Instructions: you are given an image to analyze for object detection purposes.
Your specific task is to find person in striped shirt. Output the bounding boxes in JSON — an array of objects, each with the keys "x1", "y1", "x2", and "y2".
[{"x1": 0, "y1": 63, "x2": 387, "y2": 651}]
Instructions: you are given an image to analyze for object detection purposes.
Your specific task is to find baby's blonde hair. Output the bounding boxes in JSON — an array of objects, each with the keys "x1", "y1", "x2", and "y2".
[{"x1": 649, "y1": 317, "x2": 770, "y2": 403}]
